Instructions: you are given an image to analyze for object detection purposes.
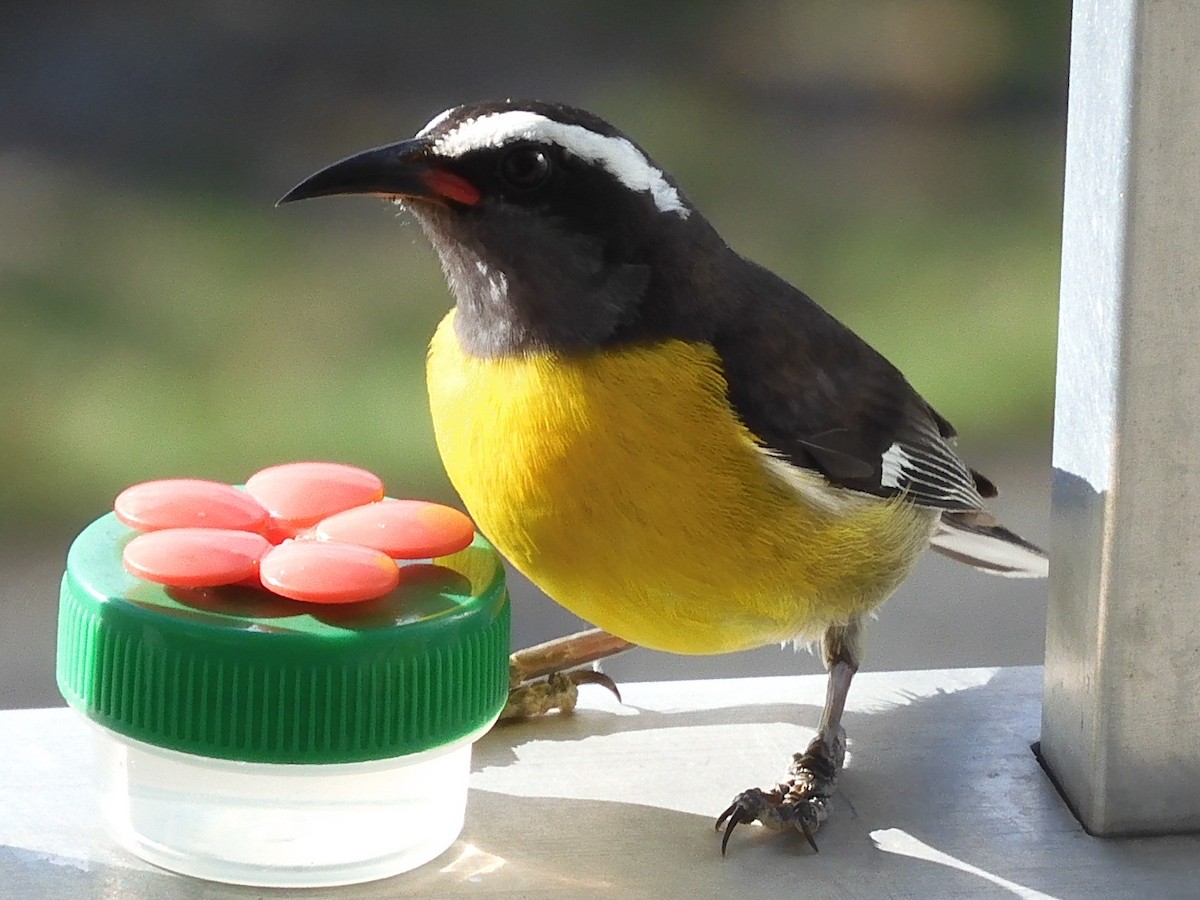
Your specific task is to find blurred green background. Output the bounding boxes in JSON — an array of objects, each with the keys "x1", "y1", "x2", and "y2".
[{"x1": 2, "y1": 0, "x2": 1067, "y2": 706}]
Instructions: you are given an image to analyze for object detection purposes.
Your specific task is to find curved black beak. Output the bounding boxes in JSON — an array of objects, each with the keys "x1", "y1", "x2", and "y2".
[{"x1": 276, "y1": 138, "x2": 481, "y2": 207}]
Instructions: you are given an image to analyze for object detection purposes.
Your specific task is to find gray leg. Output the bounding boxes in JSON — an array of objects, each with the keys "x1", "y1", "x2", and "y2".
[{"x1": 716, "y1": 619, "x2": 862, "y2": 854}]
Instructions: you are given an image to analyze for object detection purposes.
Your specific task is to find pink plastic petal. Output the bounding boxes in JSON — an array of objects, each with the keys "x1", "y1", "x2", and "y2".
[
  {"x1": 315, "y1": 499, "x2": 476, "y2": 559},
  {"x1": 259, "y1": 540, "x2": 400, "y2": 604},
  {"x1": 123, "y1": 528, "x2": 272, "y2": 588},
  {"x1": 245, "y1": 462, "x2": 385, "y2": 533},
  {"x1": 114, "y1": 479, "x2": 269, "y2": 534}
]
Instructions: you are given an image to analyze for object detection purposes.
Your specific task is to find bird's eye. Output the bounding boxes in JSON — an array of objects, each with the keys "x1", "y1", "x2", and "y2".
[{"x1": 499, "y1": 146, "x2": 552, "y2": 190}]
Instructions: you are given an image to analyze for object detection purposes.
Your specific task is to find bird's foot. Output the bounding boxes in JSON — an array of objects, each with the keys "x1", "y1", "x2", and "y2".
[
  {"x1": 715, "y1": 729, "x2": 846, "y2": 855},
  {"x1": 500, "y1": 669, "x2": 621, "y2": 720},
  {"x1": 498, "y1": 628, "x2": 634, "y2": 721}
]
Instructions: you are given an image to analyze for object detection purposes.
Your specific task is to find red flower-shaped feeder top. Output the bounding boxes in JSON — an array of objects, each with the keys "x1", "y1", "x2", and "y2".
[{"x1": 115, "y1": 462, "x2": 476, "y2": 604}]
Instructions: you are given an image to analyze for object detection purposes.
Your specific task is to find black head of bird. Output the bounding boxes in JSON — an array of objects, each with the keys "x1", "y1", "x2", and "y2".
[{"x1": 279, "y1": 99, "x2": 736, "y2": 357}]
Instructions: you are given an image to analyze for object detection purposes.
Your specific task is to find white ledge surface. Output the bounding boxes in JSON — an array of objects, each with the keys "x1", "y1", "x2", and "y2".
[{"x1": 3, "y1": 667, "x2": 1198, "y2": 898}]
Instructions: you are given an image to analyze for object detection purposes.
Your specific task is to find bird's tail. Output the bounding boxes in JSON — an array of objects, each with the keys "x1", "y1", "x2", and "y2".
[{"x1": 929, "y1": 510, "x2": 1048, "y2": 578}]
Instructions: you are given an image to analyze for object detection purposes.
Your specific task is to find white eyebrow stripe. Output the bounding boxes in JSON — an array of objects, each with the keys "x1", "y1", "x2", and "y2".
[
  {"x1": 427, "y1": 110, "x2": 690, "y2": 218},
  {"x1": 415, "y1": 107, "x2": 454, "y2": 138}
]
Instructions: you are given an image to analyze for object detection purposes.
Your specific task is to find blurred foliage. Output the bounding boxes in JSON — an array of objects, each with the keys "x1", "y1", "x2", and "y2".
[{"x1": 1, "y1": 0, "x2": 1068, "y2": 528}]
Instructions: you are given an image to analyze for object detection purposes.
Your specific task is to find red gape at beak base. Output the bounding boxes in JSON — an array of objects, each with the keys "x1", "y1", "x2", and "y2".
[{"x1": 421, "y1": 169, "x2": 483, "y2": 206}]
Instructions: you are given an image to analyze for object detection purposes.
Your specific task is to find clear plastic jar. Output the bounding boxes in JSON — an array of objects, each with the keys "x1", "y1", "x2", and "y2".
[{"x1": 89, "y1": 717, "x2": 495, "y2": 887}]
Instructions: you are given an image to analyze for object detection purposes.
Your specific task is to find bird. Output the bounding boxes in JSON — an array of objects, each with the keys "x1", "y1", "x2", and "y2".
[{"x1": 279, "y1": 99, "x2": 1048, "y2": 853}]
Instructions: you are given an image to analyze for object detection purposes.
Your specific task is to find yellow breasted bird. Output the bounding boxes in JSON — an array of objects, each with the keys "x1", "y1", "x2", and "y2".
[{"x1": 280, "y1": 100, "x2": 1048, "y2": 852}]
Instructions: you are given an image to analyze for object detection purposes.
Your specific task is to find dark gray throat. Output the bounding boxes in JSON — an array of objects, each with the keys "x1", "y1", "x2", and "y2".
[{"x1": 414, "y1": 206, "x2": 652, "y2": 357}]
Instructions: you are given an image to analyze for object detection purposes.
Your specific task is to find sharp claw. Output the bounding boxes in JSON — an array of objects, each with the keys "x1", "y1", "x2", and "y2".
[
  {"x1": 715, "y1": 803, "x2": 735, "y2": 831},
  {"x1": 569, "y1": 669, "x2": 622, "y2": 704},
  {"x1": 800, "y1": 822, "x2": 819, "y2": 853},
  {"x1": 720, "y1": 806, "x2": 744, "y2": 856}
]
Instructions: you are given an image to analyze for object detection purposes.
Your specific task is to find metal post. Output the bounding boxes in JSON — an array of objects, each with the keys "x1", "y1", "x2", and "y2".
[{"x1": 1043, "y1": 0, "x2": 1200, "y2": 835}]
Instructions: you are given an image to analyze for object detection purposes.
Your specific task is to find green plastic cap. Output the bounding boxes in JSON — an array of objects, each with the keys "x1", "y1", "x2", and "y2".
[{"x1": 57, "y1": 513, "x2": 510, "y2": 763}]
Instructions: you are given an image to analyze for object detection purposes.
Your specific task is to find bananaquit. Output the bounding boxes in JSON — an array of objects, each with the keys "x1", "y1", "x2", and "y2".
[{"x1": 280, "y1": 100, "x2": 1048, "y2": 852}]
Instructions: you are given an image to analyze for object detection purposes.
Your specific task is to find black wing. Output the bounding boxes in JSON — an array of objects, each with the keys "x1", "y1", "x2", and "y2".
[{"x1": 712, "y1": 258, "x2": 989, "y2": 512}]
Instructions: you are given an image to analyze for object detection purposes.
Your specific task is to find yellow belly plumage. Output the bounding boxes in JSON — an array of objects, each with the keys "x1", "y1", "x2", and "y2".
[{"x1": 426, "y1": 311, "x2": 938, "y2": 655}]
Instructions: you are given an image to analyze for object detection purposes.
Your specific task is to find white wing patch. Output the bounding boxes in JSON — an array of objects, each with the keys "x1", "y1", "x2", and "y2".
[
  {"x1": 879, "y1": 439, "x2": 983, "y2": 510},
  {"x1": 425, "y1": 110, "x2": 690, "y2": 218},
  {"x1": 880, "y1": 441, "x2": 909, "y2": 489}
]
